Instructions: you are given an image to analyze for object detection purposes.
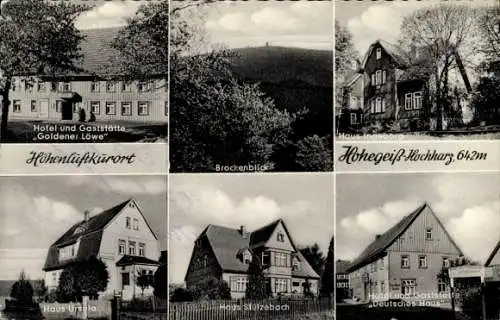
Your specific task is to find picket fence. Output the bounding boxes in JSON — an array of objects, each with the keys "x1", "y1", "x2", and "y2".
[{"x1": 169, "y1": 298, "x2": 334, "y2": 320}]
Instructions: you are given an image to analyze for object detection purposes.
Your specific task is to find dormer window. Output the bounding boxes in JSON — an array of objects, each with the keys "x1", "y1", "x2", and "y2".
[
  {"x1": 73, "y1": 225, "x2": 87, "y2": 235},
  {"x1": 244, "y1": 253, "x2": 252, "y2": 264},
  {"x1": 277, "y1": 232, "x2": 285, "y2": 242},
  {"x1": 376, "y1": 48, "x2": 381, "y2": 60}
]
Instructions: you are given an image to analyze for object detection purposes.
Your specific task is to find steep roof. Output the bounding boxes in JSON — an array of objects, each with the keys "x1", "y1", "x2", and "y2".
[
  {"x1": 78, "y1": 27, "x2": 123, "y2": 76},
  {"x1": 190, "y1": 219, "x2": 320, "y2": 279},
  {"x1": 347, "y1": 203, "x2": 463, "y2": 273},
  {"x1": 485, "y1": 239, "x2": 500, "y2": 267},
  {"x1": 43, "y1": 199, "x2": 137, "y2": 271}
]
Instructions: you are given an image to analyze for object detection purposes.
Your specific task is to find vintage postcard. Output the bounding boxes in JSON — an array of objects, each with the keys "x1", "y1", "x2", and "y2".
[
  {"x1": 336, "y1": 172, "x2": 500, "y2": 319},
  {"x1": 335, "y1": 0, "x2": 500, "y2": 140},
  {"x1": 169, "y1": 173, "x2": 334, "y2": 319},
  {"x1": 0, "y1": 0, "x2": 168, "y2": 143},
  {"x1": 169, "y1": 0, "x2": 334, "y2": 172},
  {"x1": 0, "y1": 175, "x2": 167, "y2": 319}
]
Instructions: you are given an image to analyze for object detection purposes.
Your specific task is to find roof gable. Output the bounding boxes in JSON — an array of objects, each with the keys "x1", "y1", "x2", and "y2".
[
  {"x1": 485, "y1": 240, "x2": 500, "y2": 267},
  {"x1": 347, "y1": 203, "x2": 463, "y2": 273},
  {"x1": 190, "y1": 219, "x2": 319, "y2": 278}
]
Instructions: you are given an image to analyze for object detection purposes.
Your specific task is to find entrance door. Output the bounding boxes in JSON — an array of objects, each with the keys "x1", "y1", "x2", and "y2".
[
  {"x1": 61, "y1": 101, "x2": 73, "y2": 120},
  {"x1": 39, "y1": 100, "x2": 49, "y2": 118}
]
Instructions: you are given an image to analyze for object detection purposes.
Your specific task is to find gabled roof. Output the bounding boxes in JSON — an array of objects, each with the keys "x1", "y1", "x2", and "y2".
[
  {"x1": 347, "y1": 203, "x2": 463, "y2": 273},
  {"x1": 187, "y1": 219, "x2": 320, "y2": 279},
  {"x1": 485, "y1": 239, "x2": 500, "y2": 267},
  {"x1": 78, "y1": 28, "x2": 123, "y2": 76},
  {"x1": 360, "y1": 39, "x2": 411, "y2": 71},
  {"x1": 43, "y1": 198, "x2": 157, "y2": 271}
]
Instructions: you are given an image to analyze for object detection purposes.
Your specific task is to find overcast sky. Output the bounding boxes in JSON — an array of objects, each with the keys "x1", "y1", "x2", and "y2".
[
  {"x1": 336, "y1": 0, "x2": 496, "y2": 55},
  {"x1": 336, "y1": 173, "x2": 500, "y2": 265},
  {"x1": 74, "y1": 1, "x2": 333, "y2": 50},
  {"x1": 0, "y1": 175, "x2": 167, "y2": 280},
  {"x1": 169, "y1": 174, "x2": 333, "y2": 284}
]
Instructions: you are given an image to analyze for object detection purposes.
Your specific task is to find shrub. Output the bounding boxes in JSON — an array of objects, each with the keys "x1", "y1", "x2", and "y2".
[{"x1": 10, "y1": 271, "x2": 34, "y2": 304}]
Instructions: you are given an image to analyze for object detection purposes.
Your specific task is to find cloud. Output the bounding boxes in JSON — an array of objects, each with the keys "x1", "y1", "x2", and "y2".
[
  {"x1": 250, "y1": 8, "x2": 299, "y2": 32},
  {"x1": 67, "y1": 176, "x2": 166, "y2": 195},
  {"x1": 0, "y1": 249, "x2": 47, "y2": 280},
  {"x1": 76, "y1": 2, "x2": 142, "y2": 30},
  {"x1": 446, "y1": 201, "x2": 500, "y2": 263}
]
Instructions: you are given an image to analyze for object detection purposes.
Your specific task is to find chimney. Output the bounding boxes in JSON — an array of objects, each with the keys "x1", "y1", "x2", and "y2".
[
  {"x1": 375, "y1": 234, "x2": 381, "y2": 240},
  {"x1": 84, "y1": 210, "x2": 90, "y2": 222},
  {"x1": 240, "y1": 225, "x2": 248, "y2": 239}
]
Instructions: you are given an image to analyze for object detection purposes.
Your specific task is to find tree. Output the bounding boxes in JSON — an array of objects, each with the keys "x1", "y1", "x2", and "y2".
[
  {"x1": 399, "y1": 4, "x2": 477, "y2": 131},
  {"x1": 0, "y1": 0, "x2": 89, "y2": 142},
  {"x1": 32, "y1": 279, "x2": 48, "y2": 301},
  {"x1": 300, "y1": 244, "x2": 326, "y2": 276},
  {"x1": 153, "y1": 251, "x2": 168, "y2": 299},
  {"x1": 170, "y1": 287, "x2": 193, "y2": 302},
  {"x1": 320, "y1": 237, "x2": 334, "y2": 298},
  {"x1": 10, "y1": 270, "x2": 34, "y2": 304},
  {"x1": 56, "y1": 257, "x2": 109, "y2": 302},
  {"x1": 335, "y1": 20, "x2": 358, "y2": 75},
  {"x1": 246, "y1": 254, "x2": 269, "y2": 300},
  {"x1": 477, "y1": 4, "x2": 500, "y2": 68},
  {"x1": 295, "y1": 135, "x2": 333, "y2": 171},
  {"x1": 135, "y1": 269, "x2": 154, "y2": 297},
  {"x1": 189, "y1": 277, "x2": 231, "y2": 301}
]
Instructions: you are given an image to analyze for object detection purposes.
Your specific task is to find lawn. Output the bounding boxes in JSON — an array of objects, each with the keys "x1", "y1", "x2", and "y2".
[{"x1": 3, "y1": 119, "x2": 167, "y2": 143}]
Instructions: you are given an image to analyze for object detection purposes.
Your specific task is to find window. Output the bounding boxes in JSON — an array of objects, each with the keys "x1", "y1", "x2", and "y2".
[
  {"x1": 262, "y1": 251, "x2": 271, "y2": 267},
  {"x1": 401, "y1": 255, "x2": 410, "y2": 268},
  {"x1": 37, "y1": 82, "x2": 45, "y2": 92},
  {"x1": 128, "y1": 241, "x2": 136, "y2": 255},
  {"x1": 405, "y1": 93, "x2": 413, "y2": 110},
  {"x1": 425, "y1": 228, "x2": 433, "y2": 240},
  {"x1": 90, "y1": 101, "x2": 100, "y2": 114},
  {"x1": 376, "y1": 97, "x2": 382, "y2": 113},
  {"x1": 371, "y1": 74, "x2": 375, "y2": 85},
  {"x1": 370, "y1": 100, "x2": 375, "y2": 114},
  {"x1": 277, "y1": 232, "x2": 285, "y2": 242},
  {"x1": 243, "y1": 253, "x2": 252, "y2": 264},
  {"x1": 121, "y1": 82, "x2": 132, "y2": 92},
  {"x1": 126, "y1": 217, "x2": 131, "y2": 229},
  {"x1": 138, "y1": 243, "x2": 145, "y2": 257},
  {"x1": 380, "y1": 281, "x2": 385, "y2": 293},
  {"x1": 275, "y1": 278, "x2": 288, "y2": 293},
  {"x1": 376, "y1": 48, "x2": 381, "y2": 60},
  {"x1": 203, "y1": 254, "x2": 208, "y2": 268},
  {"x1": 293, "y1": 281, "x2": 300, "y2": 287},
  {"x1": 360, "y1": 114, "x2": 364, "y2": 124},
  {"x1": 381, "y1": 97, "x2": 386, "y2": 112},
  {"x1": 118, "y1": 240, "x2": 126, "y2": 255},
  {"x1": 165, "y1": 101, "x2": 168, "y2": 116},
  {"x1": 133, "y1": 218, "x2": 139, "y2": 230},
  {"x1": 60, "y1": 82, "x2": 71, "y2": 92},
  {"x1": 138, "y1": 80, "x2": 152, "y2": 92},
  {"x1": 438, "y1": 279, "x2": 448, "y2": 293},
  {"x1": 275, "y1": 252, "x2": 288, "y2": 267},
  {"x1": 11, "y1": 80, "x2": 18, "y2": 91},
  {"x1": 52, "y1": 272, "x2": 57, "y2": 282},
  {"x1": 292, "y1": 257, "x2": 300, "y2": 271},
  {"x1": 376, "y1": 70, "x2": 382, "y2": 85},
  {"x1": 106, "y1": 102, "x2": 116, "y2": 115},
  {"x1": 91, "y1": 81, "x2": 100, "y2": 92},
  {"x1": 350, "y1": 113, "x2": 357, "y2": 124},
  {"x1": 442, "y1": 257, "x2": 450, "y2": 268},
  {"x1": 413, "y1": 92, "x2": 422, "y2": 109},
  {"x1": 138, "y1": 101, "x2": 150, "y2": 116},
  {"x1": 106, "y1": 81, "x2": 116, "y2": 92},
  {"x1": 230, "y1": 277, "x2": 248, "y2": 292},
  {"x1": 51, "y1": 82, "x2": 57, "y2": 92},
  {"x1": 122, "y1": 273, "x2": 130, "y2": 286},
  {"x1": 25, "y1": 80, "x2": 33, "y2": 92},
  {"x1": 382, "y1": 70, "x2": 386, "y2": 84},
  {"x1": 121, "y1": 102, "x2": 132, "y2": 116},
  {"x1": 401, "y1": 279, "x2": 416, "y2": 296},
  {"x1": 13, "y1": 100, "x2": 21, "y2": 113},
  {"x1": 379, "y1": 258, "x2": 385, "y2": 270},
  {"x1": 418, "y1": 255, "x2": 428, "y2": 269},
  {"x1": 31, "y1": 100, "x2": 37, "y2": 112}
]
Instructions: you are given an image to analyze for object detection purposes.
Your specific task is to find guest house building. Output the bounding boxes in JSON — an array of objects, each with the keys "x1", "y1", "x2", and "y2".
[
  {"x1": 5, "y1": 28, "x2": 168, "y2": 123},
  {"x1": 43, "y1": 199, "x2": 160, "y2": 300},
  {"x1": 184, "y1": 219, "x2": 320, "y2": 299},
  {"x1": 347, "y1": 203, "x2": 463, "y2": 303}
]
